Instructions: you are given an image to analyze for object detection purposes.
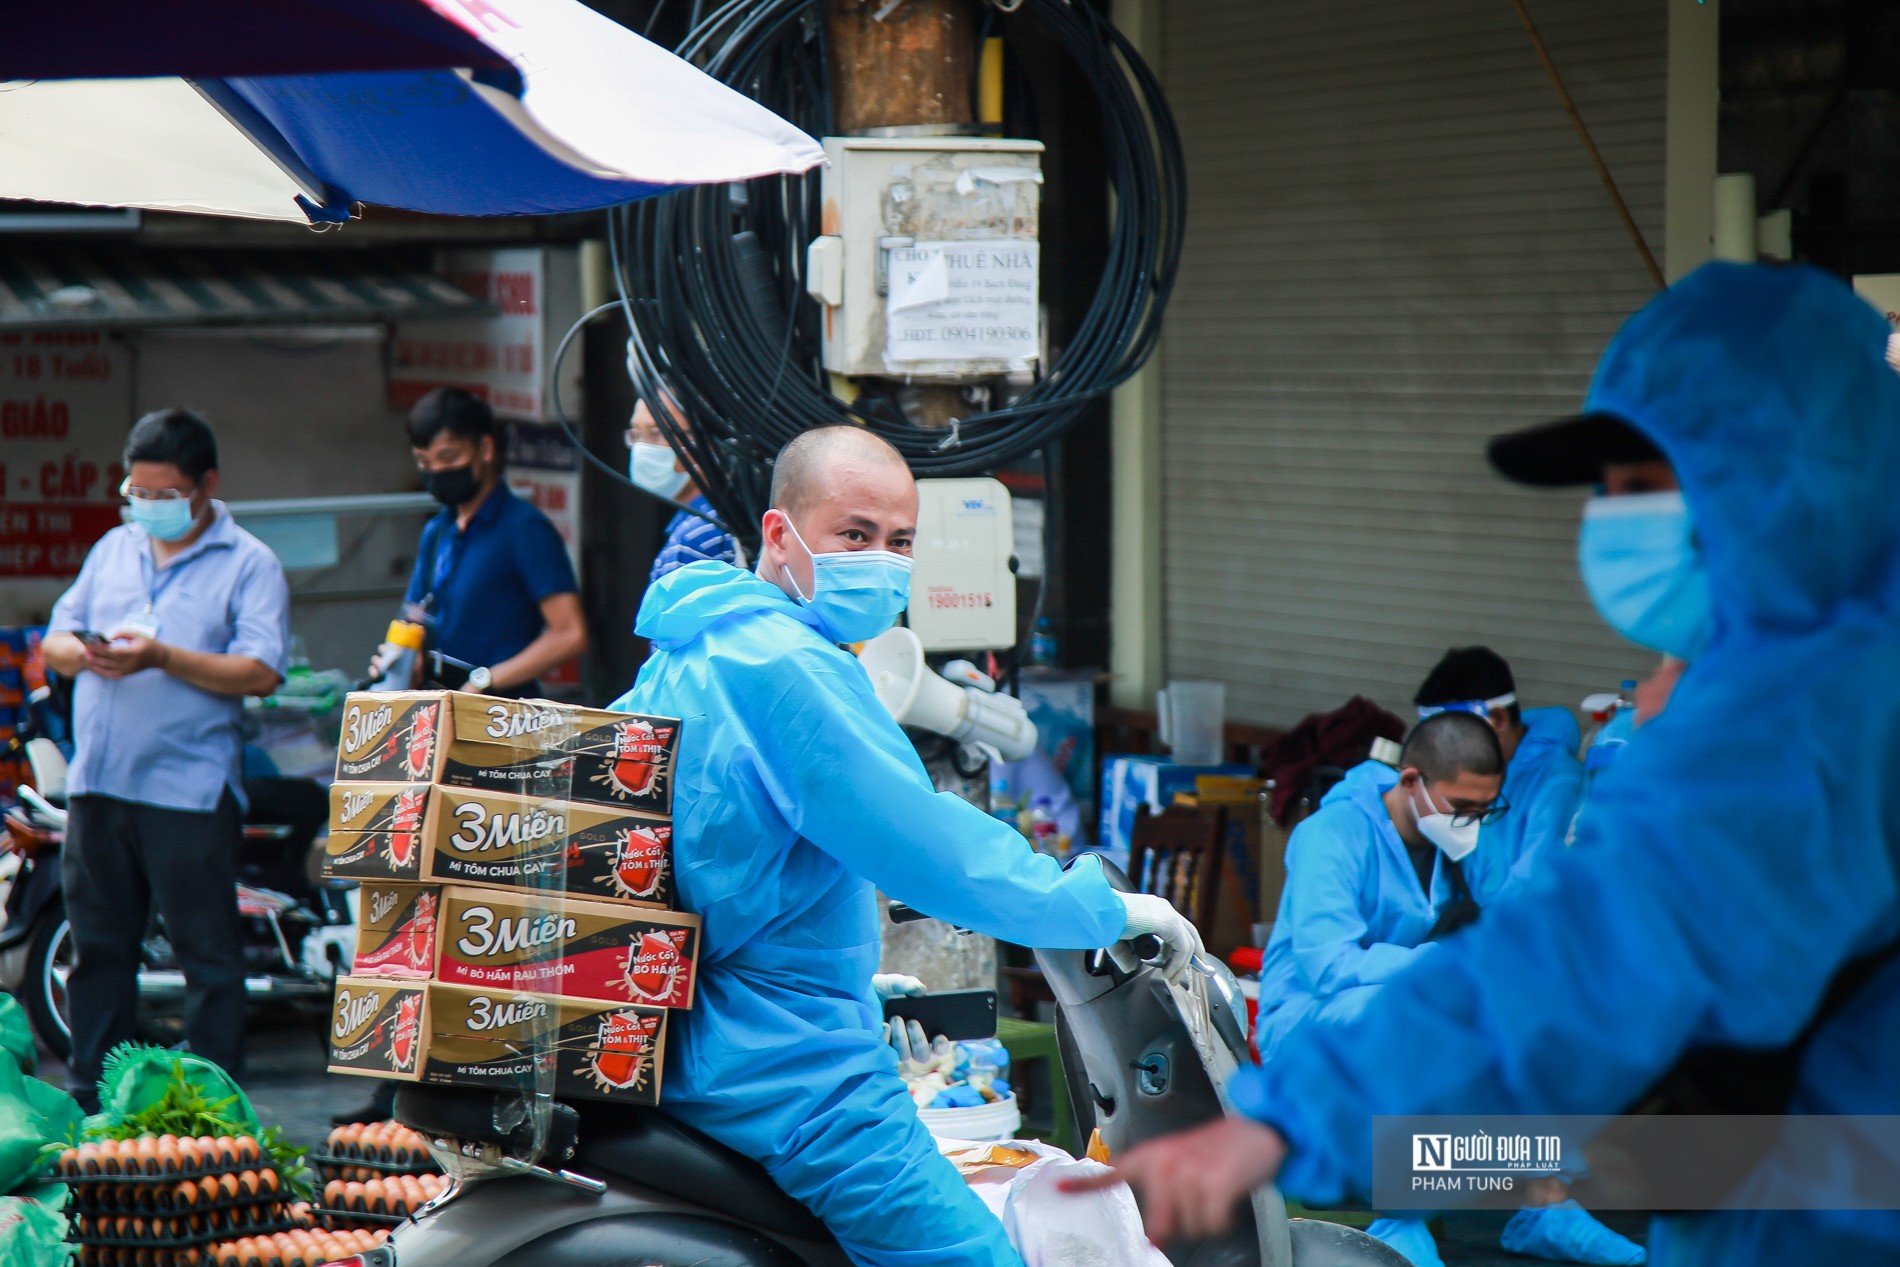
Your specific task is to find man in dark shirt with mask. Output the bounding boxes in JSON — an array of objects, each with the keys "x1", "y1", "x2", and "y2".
[{"x1": 401, "y1": 388, "x2": 586, "y2": 696}]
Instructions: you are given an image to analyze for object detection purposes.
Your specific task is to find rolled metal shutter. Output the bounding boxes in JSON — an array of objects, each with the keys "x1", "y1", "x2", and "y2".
[{"x1": 1159, "y1": 0, "x2": 1669, "y2": 727}]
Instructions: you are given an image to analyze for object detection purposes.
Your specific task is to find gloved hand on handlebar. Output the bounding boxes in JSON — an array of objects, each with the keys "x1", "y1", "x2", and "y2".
[{"x1": 1117, "y1": 892, "x2": 1205, "y2": 981}]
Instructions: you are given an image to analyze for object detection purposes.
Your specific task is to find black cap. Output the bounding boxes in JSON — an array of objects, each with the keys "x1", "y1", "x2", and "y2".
[
  {"x1": 1487, "y1": 413, "x2": 1662, "y2": 488},
  {"x1": 1415, "y1": 646, "x2": 1515, "y2": 707}
]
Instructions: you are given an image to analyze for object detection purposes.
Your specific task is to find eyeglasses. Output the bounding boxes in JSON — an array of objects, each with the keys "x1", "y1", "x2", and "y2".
[
  {"x1": 119, "y1": 480, "x2": 191, "y2": 502},
  {"x1": 1422, "y1": 780, "x2": 1511, "y2": 827}
]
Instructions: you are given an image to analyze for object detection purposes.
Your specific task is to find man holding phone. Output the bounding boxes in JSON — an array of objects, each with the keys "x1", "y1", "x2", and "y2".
[{"x1": 42, "y1": 409, "x2": 288, "y2": 1107}]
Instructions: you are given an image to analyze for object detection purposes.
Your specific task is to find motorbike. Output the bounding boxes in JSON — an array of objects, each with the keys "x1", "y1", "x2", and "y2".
[
  {"x1": 353, "y1": 866, "x2": 1401, "y2": 1267},
  {"x1": 0, "y1": 697, "x2": 355, "y2": 1058}
]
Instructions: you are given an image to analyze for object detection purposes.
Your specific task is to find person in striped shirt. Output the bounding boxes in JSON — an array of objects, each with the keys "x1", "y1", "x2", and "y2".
[{"x1": 626, "y1": 394, "x2": 738, "y2": 583}]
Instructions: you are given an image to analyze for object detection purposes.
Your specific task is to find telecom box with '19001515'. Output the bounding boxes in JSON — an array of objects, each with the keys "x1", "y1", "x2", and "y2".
[{"x1": 333, "y1": 689, "x2": 680, "y2": 815}]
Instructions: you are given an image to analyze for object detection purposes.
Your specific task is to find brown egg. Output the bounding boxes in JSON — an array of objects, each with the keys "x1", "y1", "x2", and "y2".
[
  {"x1": 155, "y1": 1136, "x2": 183, "y2": 1176},
  {"x1": 217, "y1": 1172, "x2": 239, "y2": 1203}
]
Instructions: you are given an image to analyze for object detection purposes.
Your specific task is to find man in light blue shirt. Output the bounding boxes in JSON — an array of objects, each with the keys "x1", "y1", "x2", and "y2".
[{"x1": 44, "y1": 409, "x2": 288, "y2": 1106}]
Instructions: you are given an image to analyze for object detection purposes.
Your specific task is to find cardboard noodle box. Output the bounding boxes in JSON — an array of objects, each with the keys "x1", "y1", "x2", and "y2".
[
  {"x1": 334, "y1": 690, "x2": 680, "y2": 816},
  {"x1": 325, "y1": 782, "x2": 677, "y2": 908},
  {"x1": 349, "y1": 883, "x2": 700, "y2": 1011},
  {"x1": 327, "y1": 977, "x2": 667, "y2": 1106}
]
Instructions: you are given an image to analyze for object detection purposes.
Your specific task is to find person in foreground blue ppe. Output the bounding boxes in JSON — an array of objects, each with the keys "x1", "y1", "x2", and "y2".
[
  {"x1": 610, "y1": 424, "x2": 1200, "y2": 1267},
  {"x1": 1414, "y1": 647, "x2": 1583, "y2": 906},
  {"x1": 1068, "y1": 263, "x2": 1900, "y2": 1265}
]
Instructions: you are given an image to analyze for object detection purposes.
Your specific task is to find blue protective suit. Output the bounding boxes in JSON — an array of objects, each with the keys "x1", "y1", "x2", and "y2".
[
  {"x1": 612, "y1": 561, "x2": 1128, "y2": 1267},
  {"x1": 1230, "y1": 263, "x2": 1900, "y2": 1263},
  {"x1": 1253, "y1": 761, "x2": 1453, "y2": 1062},
  {"x1": 1462, "y1": 706, "x2": 1582, "y2": 905}
]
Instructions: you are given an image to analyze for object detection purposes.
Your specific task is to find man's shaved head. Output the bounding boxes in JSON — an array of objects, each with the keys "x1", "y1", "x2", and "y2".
[
  {"x1": 757, "y1": 425, "x2": 918, "y2": 603},
  {"x1": 770, "y1": 426, "x2": 910, "y2": 519},
  {"x1": 1402, "y1": 712, "x2": 1505, "y2": 784}
]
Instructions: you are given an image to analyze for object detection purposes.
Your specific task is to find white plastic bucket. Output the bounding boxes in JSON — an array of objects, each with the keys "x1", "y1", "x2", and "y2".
[{"x1": 917, "y1": 1094, "x2": 1022, "y2": 1143}]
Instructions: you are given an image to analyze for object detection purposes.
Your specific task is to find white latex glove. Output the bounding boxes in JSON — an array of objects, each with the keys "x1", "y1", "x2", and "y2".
[
  {"x1": 872, "y1": 973, "x2": 926, "y2": 1002},
  {"x1": 1117, "y1": 892, "x2": 1205, "y2": 982},
  {"x1": 884, "y1": 1017, "x2": 933, "y2": 1072}
]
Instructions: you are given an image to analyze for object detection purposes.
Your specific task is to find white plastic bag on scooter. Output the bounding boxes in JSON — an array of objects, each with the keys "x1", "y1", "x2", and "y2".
[{"x1": 1003, "y1": 1157, "x2": 1170, "y2": 1267}]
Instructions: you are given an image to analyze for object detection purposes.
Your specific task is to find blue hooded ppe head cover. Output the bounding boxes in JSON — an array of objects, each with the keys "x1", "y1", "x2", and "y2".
[
  {"x1": 1579, "y1": 490, "x2": 1714, "y2": 659},
  {"x1": 1228, "y1": 265, "x2": 1900, "y2": 1264},
  {"x1": 782, "y1": 517, "x2": 913, "y2": 644}
]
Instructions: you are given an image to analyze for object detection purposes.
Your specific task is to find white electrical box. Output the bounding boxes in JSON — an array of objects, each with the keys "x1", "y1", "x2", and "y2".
[
  {"x1": 807, "y1": 136, "x2": 1043, "y2": 382},
  {"x1": 908, "y1": 477, "x2": 1018, "y2": 652}
]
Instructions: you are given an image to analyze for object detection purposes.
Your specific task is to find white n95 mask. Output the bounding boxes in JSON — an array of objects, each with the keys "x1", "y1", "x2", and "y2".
[{"x1": 1412, "y1": 783, "x2": 1480, "y2": 862}]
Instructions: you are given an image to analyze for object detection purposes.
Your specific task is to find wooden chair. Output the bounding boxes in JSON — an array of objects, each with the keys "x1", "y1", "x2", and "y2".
[{"x1": 1127, "y1": 802, "x2": 1230, "y2": 942}]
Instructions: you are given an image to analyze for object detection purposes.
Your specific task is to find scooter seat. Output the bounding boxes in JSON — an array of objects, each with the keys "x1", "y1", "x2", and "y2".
[{"x1": 572, "y1": 1101, "x2": 831, "y2": 1244}]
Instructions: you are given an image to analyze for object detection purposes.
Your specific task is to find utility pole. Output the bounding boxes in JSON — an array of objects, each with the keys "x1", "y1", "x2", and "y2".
[
  {"x1": 827, "y1": 0, "x2": 999, "y2": 993},
  {"x1": 826, "y1": 0, "x2": 978, "y2": 134},
  {"x1": 825, "y1": 0, "x2": 978, "y2": 429}
]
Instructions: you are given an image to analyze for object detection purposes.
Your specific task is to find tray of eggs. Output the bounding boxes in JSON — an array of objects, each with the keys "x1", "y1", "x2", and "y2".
[
  {"x1": 57, "y1": 1136, "x2": 271, "y2": 1183},
  {"x1": 311, "y1": 1122, "x2": 439, "y2": 1181},
  {"x1": 206, "y1": 1227, "x2": 390, "y2": 1267},
  {"x1": 308, "y1": 1172, "x2": 451, "y2": 1228}
]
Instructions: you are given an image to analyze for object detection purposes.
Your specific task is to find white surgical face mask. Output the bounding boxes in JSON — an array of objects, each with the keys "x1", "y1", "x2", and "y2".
[
  {"x1": 1411, "y1": 781, "x2": 1480, "y2": 862},
  {"x1": 630, "y1": 441, "x2": 689, "y2": 500}
]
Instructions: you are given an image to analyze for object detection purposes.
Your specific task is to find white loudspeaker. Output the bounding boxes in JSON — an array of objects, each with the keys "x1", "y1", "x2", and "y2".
[{"x1": 859, "y1": 627, "x2": 1039, "y2": 762}]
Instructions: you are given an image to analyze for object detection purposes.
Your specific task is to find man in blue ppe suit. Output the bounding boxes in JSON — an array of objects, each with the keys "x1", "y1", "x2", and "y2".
[
  {"x1": 1413, "y1": 646, "x2": 1583, "y2": 906},
  {"x1": 1254, "y1": 711, "x2": 1507, "y2": 1068},
  {"x1": 1076, "y1": 264, "x2": 1900, "y2": 1265},
  {"x1": 611, "y1": 424, "x2": 1200, "y2": 1267}
]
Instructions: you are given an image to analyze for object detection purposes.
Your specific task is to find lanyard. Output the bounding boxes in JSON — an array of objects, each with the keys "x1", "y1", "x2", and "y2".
[
  {"x1": 139, "y1": 543, "x2": 202, "y2": 613},
  {"x1": 425, "y1": 516, "x2": 466, "y2": 608}
]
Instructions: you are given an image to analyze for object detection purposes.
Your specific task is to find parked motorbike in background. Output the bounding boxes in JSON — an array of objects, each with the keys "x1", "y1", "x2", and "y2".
[{"x1": 0, "y1": 684, "x2": 354, "y2": 1058}]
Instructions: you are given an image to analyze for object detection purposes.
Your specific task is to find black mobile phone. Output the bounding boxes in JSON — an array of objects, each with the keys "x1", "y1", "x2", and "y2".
[
  {"x1": 74, "y1": 631, "x2": 109, "y2": 647},
  {"x1": 882, "y1": 989, "x2": 999, "y2": 1042}
]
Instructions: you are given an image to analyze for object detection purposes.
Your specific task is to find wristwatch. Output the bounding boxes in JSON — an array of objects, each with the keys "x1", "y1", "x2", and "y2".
[{"x1": 466, "y1": 666, "x2": 493, "y2": 693}]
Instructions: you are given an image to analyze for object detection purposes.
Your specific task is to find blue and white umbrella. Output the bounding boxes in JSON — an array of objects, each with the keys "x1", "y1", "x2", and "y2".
[{"x1": 0, "y1": 0, "x2": 824, "y2": 223}]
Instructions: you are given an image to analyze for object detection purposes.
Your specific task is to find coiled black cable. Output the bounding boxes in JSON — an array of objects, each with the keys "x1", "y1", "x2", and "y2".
[{"x1": 614, "y1": 0, "x2": 1184, "y2": 547}]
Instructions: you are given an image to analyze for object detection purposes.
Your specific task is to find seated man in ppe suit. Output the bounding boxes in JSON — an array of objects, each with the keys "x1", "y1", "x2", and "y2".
[
  {"x1": 611, "y1": 424, "x2": 1200, "y2": 1267},
  {"x1": 1254, "y1": 715, "x2": 1637, "y2": 1267},
  {"x1": 1073, "y1": 263, "x2": 1900, "y2": 1266},
  {"x1": 1413, "y1": 646, "x2": 1583, "y2": 906},
  {"x1": 1253, "y1": 710, "x2": 1507, "y2": 1067}
]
